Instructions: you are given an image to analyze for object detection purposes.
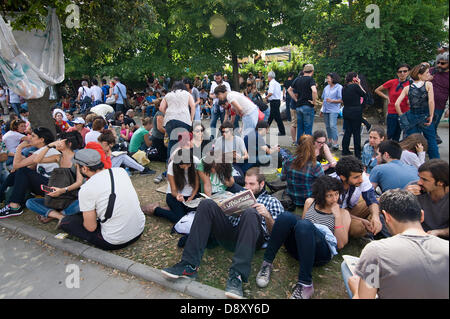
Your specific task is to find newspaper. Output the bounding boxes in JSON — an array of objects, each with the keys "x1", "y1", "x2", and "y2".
[
  {"x1": 342, "y1": 255, "x2": 360, "y2": 276},
  {"x1": 183, "y1": 190, "x2": 257, "y2": 216}
]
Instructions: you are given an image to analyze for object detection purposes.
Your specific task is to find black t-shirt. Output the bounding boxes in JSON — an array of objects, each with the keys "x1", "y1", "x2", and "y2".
[
  {"x1": 291, "y1": 76, "x2": 316, "y2": 107},
  {"x1": 124, "y1": 116, "x2": 136, "y2": 127}
]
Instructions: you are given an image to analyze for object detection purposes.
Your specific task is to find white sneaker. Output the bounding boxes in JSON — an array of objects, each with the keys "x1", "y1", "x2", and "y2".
[{"x1": 256, "y1": 262, "x2": 273, "y2": 288}]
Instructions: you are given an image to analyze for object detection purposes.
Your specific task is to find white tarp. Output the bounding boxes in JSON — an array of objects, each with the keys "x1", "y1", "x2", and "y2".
[{"x1": 0, "y1": 8, "x2": 64, "y2": 99}]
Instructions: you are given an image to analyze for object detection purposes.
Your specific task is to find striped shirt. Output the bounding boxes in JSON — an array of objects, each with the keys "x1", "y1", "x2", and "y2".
[{"x1": 304, "y1": 201, "x2": 335, "y2": 234}]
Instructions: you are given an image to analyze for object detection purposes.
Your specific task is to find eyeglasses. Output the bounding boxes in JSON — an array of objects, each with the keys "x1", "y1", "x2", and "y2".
[
  {"x1": 222, "y1": 129, "x2": 231, "y2": 134},
  {"x1": 315, "y1": 141, "x2": 326, "y2": 145},
  {"x1": 193, "y1": 129, "x2": 203, "y2": 133},
  {"x1": 397, "y1": 70, "x2": 409, "y2": 73}
]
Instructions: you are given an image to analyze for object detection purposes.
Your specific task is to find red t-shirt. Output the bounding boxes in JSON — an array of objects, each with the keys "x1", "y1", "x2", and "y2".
[{"x1": 383, "y1": 79, "x2": 410, "y2": 114}]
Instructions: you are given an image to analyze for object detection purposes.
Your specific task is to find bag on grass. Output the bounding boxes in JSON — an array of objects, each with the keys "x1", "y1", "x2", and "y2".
[
  {"x1": 173, "y1": 211, "x2": 196, "y2": 235},
  {"x1": 272, "y1": 189, "x2": 295, "y2": 212}
]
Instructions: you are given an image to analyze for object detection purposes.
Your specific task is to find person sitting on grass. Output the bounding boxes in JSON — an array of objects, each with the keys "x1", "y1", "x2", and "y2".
[
  {"x1": 128, "y1": 117, "x2": 153, "y2": 155},
  {"x1": 369, "y1": 140, "x2": 419, "y2": 193},
  {"x1": 255, "y1": 175, "x2": 351, "y2": 299},
  {"x1": 141, "y1": 149, "x2": 199, "y2": 223},
  {"x1": 97, "y1": 130, "x2": 155, "y2": 175},
  {"x1": 399, "y1": 133, "x2": 428, "y2": 169},
  {"x1": 0, "y1": 127, "x2": 57, "y2": 218},
  {"x1": 313, "y1": 130, "x2": 337, "y2": 174},
  {"x1": 161, "y1": 167, "x2": 284, "y2": 299},
  {"x1": 361, "y1": 126, "x2": 386, "y2": 174},
  {"x1": 25, "y1": 131, "x2": 84, "y2": 225},
  {"x1": 344, "y1": 189, "x2": 448, "y2": 299},
  {"x1": 59, "y1": 149, "x2": 145, "y2": 251},
  {"x1": 405, "y1": 159, "x2": 448, "y2": 238},
  {"x1": 330, "y1": 156, "x2": 385, "y2": 239},
  {"x1": 84, "y1": 117, "x2": 107, "y2": 145},
  {"x1": 282, "y1": 135, "x2": 324, "y2": 209},
  {"x1": 196, "y1": 150, "x2": 245, "y2": 197}
]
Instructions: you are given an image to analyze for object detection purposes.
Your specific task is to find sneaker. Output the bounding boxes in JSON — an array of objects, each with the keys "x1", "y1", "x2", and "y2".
[
  {"x1": 332, "y1": 144, "x2": 340, "y2": 151},
  {"x1": 161, "y1": 261, "x2": 198, "y2": 280},
  {"x1": 140, "y1": 167, "x2": 156, "y2": 175},
  {"x1": 0, "y1": 205, "x2": 23, "y2": 219},
  {"x1": 225, "y1": 269, "x2": 244, "y2": 299},
  {"x1": 153, "y1": 173, "x2": 166, "y2": 184},
  {"x1": 290, "y1": 282, "x2": 314, "y2": 299},
  {"x1": 436, "y1": 135, "x2": 443, "y2": 145},
  {"x1": 256, "y1": 261, "x2": 273, "y2": 288}
]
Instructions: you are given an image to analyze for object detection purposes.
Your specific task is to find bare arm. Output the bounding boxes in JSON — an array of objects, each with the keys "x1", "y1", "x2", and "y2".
[
  {"x1": 287, "y1": 87, "x2": 297, "y2": 102},
  {"x1": 374, "y1": 85, "x2": 389, "y2": 101},
  {"x1": 198, "y1": 170, "x2": 212, "y2": 197},
  {"x1": 188, "y1": 95, "x2": 196, "y2": 122},
  {"x1": 159, "y1": 98, "x2": 167, "y2": 114},
  {"x1": 82, "y1": 210, "x2": 98, "y2": 232},
  {"x1": 156, "y1": 115, "x2": 166, "y2": 134},
  {"x1": 395, "y1": 86, "x2": 409, "y2": 115},
  {"x1": 425, "y1": 82, "x2": 435, "y2": 125}
]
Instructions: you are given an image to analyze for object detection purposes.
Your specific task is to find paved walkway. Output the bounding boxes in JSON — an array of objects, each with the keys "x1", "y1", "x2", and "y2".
[{"x1": 0, "y1": 227, "x2": 189, "y2": 299}]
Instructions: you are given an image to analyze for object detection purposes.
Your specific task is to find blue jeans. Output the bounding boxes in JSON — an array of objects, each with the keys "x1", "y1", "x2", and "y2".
[
  {"x1": 26, "y1": 198, "x2": 80, "y2": 217},
  {"x1": 433, "y1": 108, "x2": 445, "y2": 134},
  {"x1": 404, "y1": 111, "x2": 440, "y2": 159},
  {"x1": 263, "y1": 212, "x2": 331, "y2": 285},
  {"x1": 386, "y1": 113, "x2": 402, "y2": 142},
  {"x1": 210, "y1": 104, "x2": 225, "y2": 139},
  {"x1": 323, "y1": 112, "x2": 339, "y2": 142},
  {"x1": 341, "y1": 261, "x2": 354, "y2": 299},
  {"x1": 296, "y1": 105, "x2": 315, "y2": 141},
  {"x1": 11, "y1": 103, "x2": 21, "y2": 116},
  {"x1": 263, "y1": 106, "x2": 270, "y2": 122},
  {"x1": 241, "y1": 108, "x2": 259, "y2": 137}
]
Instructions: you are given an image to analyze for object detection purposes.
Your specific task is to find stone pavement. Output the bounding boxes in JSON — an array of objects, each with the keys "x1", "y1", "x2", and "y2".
[{"x1": 0, "y1": 226, "x2": 189, "y2": 299}]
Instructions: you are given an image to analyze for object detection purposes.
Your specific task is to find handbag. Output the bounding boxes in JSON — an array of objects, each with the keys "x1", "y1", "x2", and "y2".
[
  {"x1": 105, "y1": 95, "x2": 116, "y2": 105},
  {"x1": 44, "y1": 168, "x2": 78, "y2": 211},
  {"x1": 272, "y1": 189, "x2": 295, "y2": 212}
]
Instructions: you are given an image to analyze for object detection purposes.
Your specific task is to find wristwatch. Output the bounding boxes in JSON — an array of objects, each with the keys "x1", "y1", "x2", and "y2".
[{"x1": 65, "y1": 187, "x2": 69, "y2": 193}]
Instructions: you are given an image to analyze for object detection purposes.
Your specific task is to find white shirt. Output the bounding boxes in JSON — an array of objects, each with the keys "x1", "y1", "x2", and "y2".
[
  {"x1": 34, "y1": 146, "x2": 61, "y2": 178},
  {"x1": 163, "y1": 90, "x2": 192, "y2": 126},
  {"x1": 226, "y1": 91, "x2": 258, "y2": 116},
  {"x1": 78, "y1": 86, "x2": 91, "y2": 100},
  {"x1": 78, "y1": 168, "x2": 145, "y2": 245},
  {"x1": 330, "y1": 172, "x2": 373, "y2": 209},
  {"x1": 52, "y1": 108, "x2": 68, "y2": 122},
  {"x1": 84, "y1": 130, "x2": 102, "y2": 144},
  {"x1": 0, "y1": 89, "x2": 6, "y2": 102},
  {"x1": 400, "y1": 150, "x2": 426, "y2": 169},
  {"x1": 8, "y1": 90, "x2": 21, "y2": 104},
  {"x1": 268, "y1": 79, "x2": 282, "y2": 100},
  {"x1": 166, "y1": 161, "x2": 194, "y2": 197},
  {"x1": 90, "y1": 104, "x2": 114, "y2": 118},
  {"x1": 3, "y1": 130, "x2": 25, "y2": 153},
  {"x1": 90, "y1": 85, "x2": 103, "y2": 102}
]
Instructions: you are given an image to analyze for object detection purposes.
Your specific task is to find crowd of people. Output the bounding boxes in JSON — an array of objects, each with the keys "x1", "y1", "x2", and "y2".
[{"x1": 0, "y1": 49, "x2": 448, "y2": 300}]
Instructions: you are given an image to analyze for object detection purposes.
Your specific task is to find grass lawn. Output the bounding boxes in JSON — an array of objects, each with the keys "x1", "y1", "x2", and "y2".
[{"x1": 12, "y1": 159, "x2": 368, "y2": 299}]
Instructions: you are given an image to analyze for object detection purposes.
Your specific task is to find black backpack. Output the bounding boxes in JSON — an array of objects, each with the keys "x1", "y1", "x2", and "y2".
[{"x1": 44, "y1": 168, "x2": 79, "y2": 211}]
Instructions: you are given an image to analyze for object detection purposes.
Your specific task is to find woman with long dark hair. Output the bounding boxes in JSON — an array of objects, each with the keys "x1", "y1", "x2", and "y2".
[
  {"x1": 142, "y1": 149, "x2": 199, "y2": 223},
  {"x1": 281, "y1": 135, "x2": 324, "y2": 208},
  {"x1": 341, "y1": 72, "x2": 367, "y2": 159},
  {"x1": 399, "y1": 133, "x2": 428, "y2": 169},
  {"x1": 255, "y1": 175, "x2": 351, "y2": 299},
  {"x1": 321, "y1": 72, "x2": 343, "y2": 150}
]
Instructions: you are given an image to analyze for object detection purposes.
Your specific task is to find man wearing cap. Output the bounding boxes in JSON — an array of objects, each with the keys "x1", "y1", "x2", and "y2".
[
  {"x1": 67, "y1": 117, "x2": 91, "y2": 143},
  {"x1": 59, "y1": 149, "x2": 145, "y2": 250},
  {"x1": 288, "y1": 64, "x2": 318, "y2": 141},
  {"x1": 210, "y1": 72, "x2": 231, "y2": 139}
]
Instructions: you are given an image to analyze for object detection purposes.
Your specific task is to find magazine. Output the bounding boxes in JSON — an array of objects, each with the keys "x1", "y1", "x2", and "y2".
[{"x1": 183, "y1": 190, "x2": 257, "y2": 216}]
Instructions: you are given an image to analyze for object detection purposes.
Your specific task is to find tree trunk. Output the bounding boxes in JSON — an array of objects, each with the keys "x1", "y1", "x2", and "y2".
[
  {"x1": 27, "y1": 87, "x2": 57, "y2": 137},
  {"x1": 232, "y1": 53, "x2": 239, "y2": 91}
]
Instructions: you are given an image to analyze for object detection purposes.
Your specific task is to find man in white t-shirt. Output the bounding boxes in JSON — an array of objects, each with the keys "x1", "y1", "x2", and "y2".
[
  {"x1": 266, "y1": 71, "x2": 286, "y2": 136},
  {"x1": 77, "y1": 81, "x2": 92, "y2": 113},
  {"x1": 60, "y1": 149, "x2": 145, "y2": 250},
  {"x1": 214, "y1": 86, "x2": 259, "y2": 136},
  {"x1": 209, "y1": 72, "x2": 231, "y2": 139},
  {"x1": 0, "y1": 86, "x2": 8, "y2": 115},
  {"x1": 90, "y1": 79, "x2": 103, "y2": 106},
  {"x1": 331, "y1": 156, "x2": 387, "y2": 239},
  {"x1": 8, "y1": 89, "x2": 22, "y2": 116}
]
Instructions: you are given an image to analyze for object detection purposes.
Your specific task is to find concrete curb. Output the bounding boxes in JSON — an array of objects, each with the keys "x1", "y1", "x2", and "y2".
[{"x1": 0, "y1": 219, "x2": 227, "y2": 299}]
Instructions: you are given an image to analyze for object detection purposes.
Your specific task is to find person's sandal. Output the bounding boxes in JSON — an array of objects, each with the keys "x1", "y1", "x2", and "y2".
[{"x1": 36, "y1": 215, "x2": 54, "y2": 224}]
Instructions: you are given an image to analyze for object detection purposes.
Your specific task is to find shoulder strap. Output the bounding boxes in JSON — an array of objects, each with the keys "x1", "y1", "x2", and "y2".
[{"x1": 100, "y1": 169, "x2": 116, "y2": 224}]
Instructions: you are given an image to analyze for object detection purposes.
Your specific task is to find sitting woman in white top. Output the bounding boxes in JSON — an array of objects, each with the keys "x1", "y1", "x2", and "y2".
[
  {"x1": 0, "y1": 127, "x2": 58, "y2": 218},
  {"x1": 2, "y1": 119, "x2": 27, "y2": 166},
  {"x1": 84, "y1": 117, "x2": 107, "y2": 145},
  {"x1": 142, "y1": 149, "x2": 199, "y2": 223},
  {"x1": 214, "y1": 85, "x2": 259, "y2": 137},
  {"x1": 399, "y1": 133, "x2": 427, "y2": 169},
  {"x1": 59, "y1": 149, "x2": 145, "y2": 250}
]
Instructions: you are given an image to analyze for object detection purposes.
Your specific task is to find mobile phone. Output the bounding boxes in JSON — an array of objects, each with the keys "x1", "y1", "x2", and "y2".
[{"x1": 41, "y1": 185, "x2": 54, "y2": 193}]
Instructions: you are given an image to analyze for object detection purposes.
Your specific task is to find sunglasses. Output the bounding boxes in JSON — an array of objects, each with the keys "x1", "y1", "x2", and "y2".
[
  {"x1": 397, "y1": 70, "x2": 409, "y2": 73},
  {"x1": 437, "y1": 61, "x2": 448, "y2": 65}
]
